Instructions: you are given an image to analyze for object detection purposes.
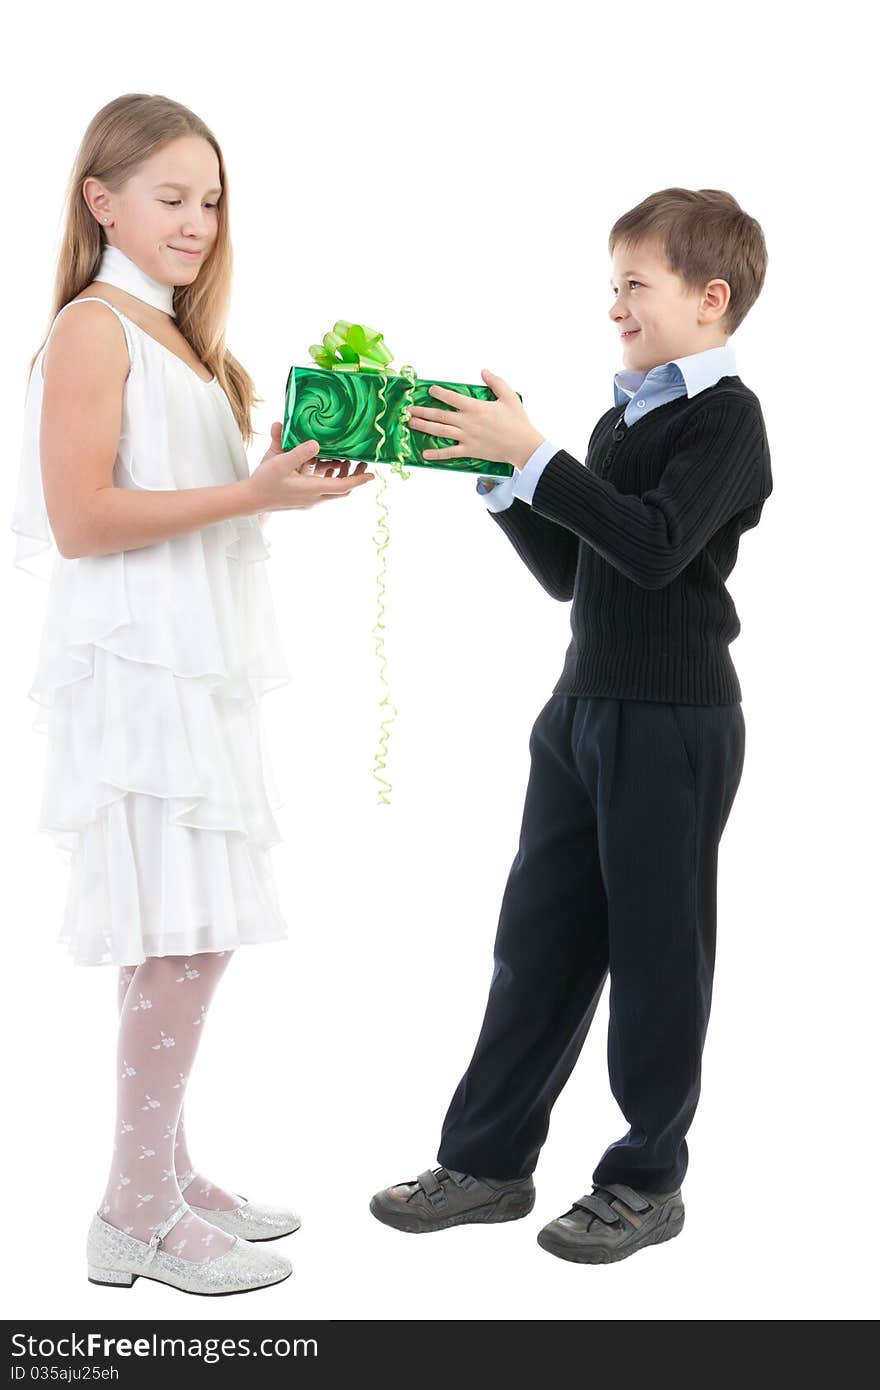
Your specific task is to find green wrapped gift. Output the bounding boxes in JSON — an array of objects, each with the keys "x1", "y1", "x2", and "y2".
[{"x1": 281, "y1": 321, "x2": 516, "y2": 478}]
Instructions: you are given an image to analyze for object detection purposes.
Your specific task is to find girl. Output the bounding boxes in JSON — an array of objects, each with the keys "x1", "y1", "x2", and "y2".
[{"x1": 11, "y1": 92, "x2": 374, "y2": 1296}]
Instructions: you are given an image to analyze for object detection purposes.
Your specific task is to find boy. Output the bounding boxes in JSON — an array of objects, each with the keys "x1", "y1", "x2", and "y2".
[{"x1": 370, "y1": 188, "x2": 772, "y2": 1264}]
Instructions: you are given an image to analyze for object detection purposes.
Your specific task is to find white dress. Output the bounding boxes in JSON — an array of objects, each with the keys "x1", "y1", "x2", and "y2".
[{"x1": 12, "y1": 295, "x2": 291, "y2": 966}]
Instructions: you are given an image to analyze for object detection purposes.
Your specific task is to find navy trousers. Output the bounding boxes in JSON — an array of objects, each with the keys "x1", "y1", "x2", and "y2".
[{"x1": 436, "y1": 693, "x2": 746, "y2": 1194}]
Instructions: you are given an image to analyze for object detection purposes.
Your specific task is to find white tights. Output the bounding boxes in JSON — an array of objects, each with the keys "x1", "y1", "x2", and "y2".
[{"x1": 98, "y1": 951, "x2": 239, "y2": 1262}]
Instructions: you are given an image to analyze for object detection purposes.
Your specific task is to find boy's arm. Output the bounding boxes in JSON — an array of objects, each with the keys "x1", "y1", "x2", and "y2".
[
  {"x1": 476, "y1": 443, "x2": 578, "y2": 602},
  {"x1": 528, "y1": 397, "x2": 772, "y2": 590}
]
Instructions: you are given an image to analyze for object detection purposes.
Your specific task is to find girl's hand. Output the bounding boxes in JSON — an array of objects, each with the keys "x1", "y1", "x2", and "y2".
[
  {"x1": 248, "y1": 423, "x2": 374, "y2": 515},
  {"x1": 407, "y1": 369, "x2": 545, "y2": 471}
]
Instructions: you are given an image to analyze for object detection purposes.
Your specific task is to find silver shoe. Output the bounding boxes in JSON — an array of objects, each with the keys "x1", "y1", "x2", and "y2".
[
  {"x1": 86, "y1": 1202, "x2": 292, "y2": 1295},
  {"x1": 180, "y1": 1169, "x2": 301, "y2": 1241}
]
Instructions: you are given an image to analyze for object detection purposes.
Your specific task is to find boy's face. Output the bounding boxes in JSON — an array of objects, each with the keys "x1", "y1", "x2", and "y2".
[{"x1": 608, "y1": 239, "x2": 730, "y2": 372}]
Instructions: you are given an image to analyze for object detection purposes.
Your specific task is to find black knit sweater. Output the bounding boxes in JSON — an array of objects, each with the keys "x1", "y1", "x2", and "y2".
[{"x1": 490, "y1": 375, "x2": 773, "y2": 704}]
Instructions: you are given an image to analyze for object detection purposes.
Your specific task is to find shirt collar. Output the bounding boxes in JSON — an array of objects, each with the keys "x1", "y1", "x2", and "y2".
[{"x1": 613, "y1": 343, "x2": 737, "y2": 407}]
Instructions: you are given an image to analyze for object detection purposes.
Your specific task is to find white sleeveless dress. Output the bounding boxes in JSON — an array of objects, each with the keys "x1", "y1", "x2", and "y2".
[{"x1": 12, "y1": 297, "x2": 291, "y2": 966}]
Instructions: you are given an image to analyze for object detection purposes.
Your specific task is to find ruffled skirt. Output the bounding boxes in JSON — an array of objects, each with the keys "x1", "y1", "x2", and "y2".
[{"x1": 27, "y1": 514, "x2": 291, "y2": 966}]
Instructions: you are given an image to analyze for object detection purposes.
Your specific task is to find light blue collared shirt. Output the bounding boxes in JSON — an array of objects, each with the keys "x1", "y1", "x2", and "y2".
[{"x1": 476, "y1": 344, "x2": 738, "y2": 512}]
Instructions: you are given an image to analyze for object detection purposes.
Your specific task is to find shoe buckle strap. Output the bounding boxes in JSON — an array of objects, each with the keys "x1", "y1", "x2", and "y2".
[{"x1": 142, "y1": 1201, "x2": 189, "y2": 1269}]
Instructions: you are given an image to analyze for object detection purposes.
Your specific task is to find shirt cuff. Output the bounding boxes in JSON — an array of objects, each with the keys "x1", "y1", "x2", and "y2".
[
  {"x1": 513, "y1": 439, "x2": 561, "y2": 505},
  {"x1": 475, "y1": 473, "x2": 517, "y2": 512}
]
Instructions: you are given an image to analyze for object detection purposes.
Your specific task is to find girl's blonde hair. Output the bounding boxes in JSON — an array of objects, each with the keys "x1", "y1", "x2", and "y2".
[{"x1": 28, "y1": 92, "x2": 260, "y2": 444}]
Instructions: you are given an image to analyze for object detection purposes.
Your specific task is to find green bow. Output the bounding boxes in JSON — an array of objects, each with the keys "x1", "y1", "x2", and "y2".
[{"x1": 308, "y1": 320, "x2": 394, "y2": 374}]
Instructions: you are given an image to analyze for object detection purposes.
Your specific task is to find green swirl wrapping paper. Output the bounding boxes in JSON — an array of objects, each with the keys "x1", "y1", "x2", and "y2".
[{"x1": 282, "y1": 366, "x2": 516, "y2": 478}]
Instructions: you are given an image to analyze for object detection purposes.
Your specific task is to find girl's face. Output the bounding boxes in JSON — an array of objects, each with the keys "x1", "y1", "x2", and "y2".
[{"x1": 88, "y1": 135, "x2": 222, "y2": 289}]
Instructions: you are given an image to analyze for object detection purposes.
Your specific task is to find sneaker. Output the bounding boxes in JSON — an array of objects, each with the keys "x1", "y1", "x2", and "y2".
[
  {"x1": 370, "y1": 1165, "x2": 535, "y2": 1233},
  {"x1": 537, "y1": 1182, "x2": 685, "y2": 1264}
]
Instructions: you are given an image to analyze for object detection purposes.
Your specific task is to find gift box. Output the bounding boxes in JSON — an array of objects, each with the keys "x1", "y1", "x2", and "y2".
[{"x1": 281, "y1": 322, "x2": 517, "y2": 478}]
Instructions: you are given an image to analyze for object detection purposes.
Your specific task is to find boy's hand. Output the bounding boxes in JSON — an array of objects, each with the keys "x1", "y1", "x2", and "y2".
[{"x1": 407, "y1": 369, "x2": 545, "y2": 471}]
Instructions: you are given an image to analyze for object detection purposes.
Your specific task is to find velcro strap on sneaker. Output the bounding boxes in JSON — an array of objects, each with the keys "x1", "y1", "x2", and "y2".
[
  {"x1": 417, "y1": 1170, "x2": 447, "y2": 1208},
  {"x1": 458, "y1": 1174, "x2": 484, "y2": 1193},
  {"x1": 573, "y1": 1192, "x2": 619, "y2": 1225},
  {"x1": 601, "y1": 1182, "x2": 652, "y2": 1213},
  {"x1": 444, "y1": 1169, "x2": 481, "y2": 1193}
]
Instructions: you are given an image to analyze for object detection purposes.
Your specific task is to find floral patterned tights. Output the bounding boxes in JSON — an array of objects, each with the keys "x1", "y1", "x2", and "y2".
[{"x1": 98, "y1": 951, "x2": 241, "y2": 1262}]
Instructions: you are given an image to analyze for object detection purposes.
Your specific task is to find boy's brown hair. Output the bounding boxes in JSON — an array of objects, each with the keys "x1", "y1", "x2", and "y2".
[{"x1": 609, "y1": 188, "x2": 767, "y2": 336}]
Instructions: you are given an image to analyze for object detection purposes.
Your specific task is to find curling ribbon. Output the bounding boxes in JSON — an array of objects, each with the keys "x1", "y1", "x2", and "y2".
[{"x1": 308, "y1": 325, "x2": 417, "y2": 805}]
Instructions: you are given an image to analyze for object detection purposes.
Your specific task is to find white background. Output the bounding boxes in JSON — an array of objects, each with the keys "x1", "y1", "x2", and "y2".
[{"x1": 1, "y1": 0, "x2": 876, "y2": 1323}]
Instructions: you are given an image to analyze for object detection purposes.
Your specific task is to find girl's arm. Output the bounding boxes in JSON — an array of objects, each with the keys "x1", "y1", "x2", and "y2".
[{"x1": 40, "y1": 301, "x2": 364, "y2": 559}]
